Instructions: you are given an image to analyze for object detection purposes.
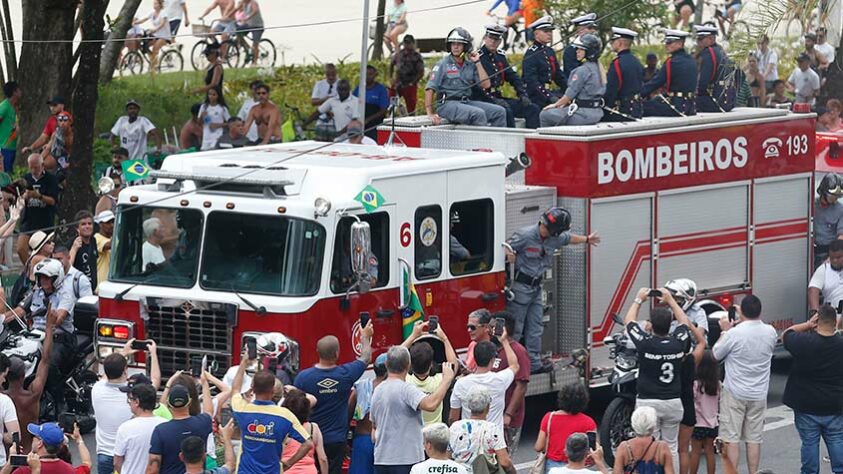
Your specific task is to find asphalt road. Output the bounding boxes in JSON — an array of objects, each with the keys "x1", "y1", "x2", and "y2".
[{"x1": 71, "y1": 356, "x2": 805, "y2": 473}]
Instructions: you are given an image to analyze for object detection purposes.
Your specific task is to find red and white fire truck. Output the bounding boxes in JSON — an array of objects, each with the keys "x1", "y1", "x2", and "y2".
[{"x1": 94, "y1": 107, "x2": 816, "y2": 396}]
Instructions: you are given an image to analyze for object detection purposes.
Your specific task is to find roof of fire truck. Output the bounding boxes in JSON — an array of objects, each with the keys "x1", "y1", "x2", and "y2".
[{"x1": 139, "y1": 141, "x2": 506, "y2": 205}]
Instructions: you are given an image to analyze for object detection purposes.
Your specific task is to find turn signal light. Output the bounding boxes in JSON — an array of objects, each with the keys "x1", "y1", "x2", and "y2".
[{"x1": 98, "y1": 325, "x2": 113, "y2": 337}]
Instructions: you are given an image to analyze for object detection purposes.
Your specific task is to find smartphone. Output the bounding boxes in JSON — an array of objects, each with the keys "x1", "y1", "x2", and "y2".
[
  {"x1": 648, "y1": 289, "x2": 663, "y2": 298},
  {"x1": 9, "y1": 455, "x2": 27, "y2": 467},
  {"x1": 494, "y1": 317, "x2": 505, "y2": 337},
  {"x1": 131, "y1": 339, "x2": 150, "y2": 351},
  {"x1": 586, "y1": 431, "x2": 597, "y2": 450},
  {"x1": 191, "y1": 357, "x2": 202, "y2": 377},
  {"x1": 246, "y1": 338, "x2": 257, "y2": 360},
  {"x1": 727, "y1": 306, "x2": 737, "y2": 322},
  {"x1": 11, "y1": 432, "x2": 19, "y2": 445},
  {"x1": 59, "y1": 413, "x2": 76, "y2": 434},
  {"x1": 359, "y1": 311, "x2": 371, "y2": 329},
  {"x1": 428, "y1": 316, "x2": 439, "y2": 333}
]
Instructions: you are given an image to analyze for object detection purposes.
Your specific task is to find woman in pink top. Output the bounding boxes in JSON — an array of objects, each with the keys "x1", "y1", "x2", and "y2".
[
  {"x1": 282, "y1": 389, "x2": 328, "y2": 474},
  {"x1": 690, "y1": 350, "x2": 721, "y2": 474}
]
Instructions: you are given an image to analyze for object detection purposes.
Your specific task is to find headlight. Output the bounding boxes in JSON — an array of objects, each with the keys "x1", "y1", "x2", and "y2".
[{"x1": 314, "y1": 197, "x2": 332, "y2": 217}]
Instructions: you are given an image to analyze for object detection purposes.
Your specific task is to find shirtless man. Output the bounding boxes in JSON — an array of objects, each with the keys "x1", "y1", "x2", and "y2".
[
  {"x1": 198, "y1": 0, "x2": 237, "y2": 57},
  {"x1": 244, "y1": 83, "x2": 282, "y2": 144},
  {"x1": 6, "y1": 310, "x2": 54, "y2": 453}
]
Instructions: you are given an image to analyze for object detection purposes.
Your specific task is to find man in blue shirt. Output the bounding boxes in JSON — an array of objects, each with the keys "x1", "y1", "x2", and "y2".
[
  {"x1": 295, "y1": 320, "x2": 374, "y2": 474},
  {"x1": 232, "y1": 352, "x2": 312, "y2": 474},
  {"x1": 353, "y1": 66, "x2": 391, "y2": 141}
]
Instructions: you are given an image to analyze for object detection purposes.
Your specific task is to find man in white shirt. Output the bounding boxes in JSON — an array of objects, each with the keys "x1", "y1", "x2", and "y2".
[
  {"x1": 755, "y1": 35, "x2": 778, "y2": 90},
  {"x1": 318, "y1": 79, "x2": 360, "y2": 136},
  {"x1": 343, "y1": 120, "x2": 378, "y2": 145},
  {"x1": 449, "y1": 331, "x2": 518, "y2": 430},
  {"x1": 816, "y1": 28, "x2": 836, "y2": 66},
  {"x1": 142, "y1": 217, "x2": 166, "y2": 272},
  {"x1": 237, "y1": 80, "x2": 264, "y2": 143},
  {"x1": 92, "y1": 353, "x2": 136, "y2": 474},
  {"x1": 712, "y1": 295, "x2": 777, "y2": 474},
  {"x1": 311, "y1": 63, "x2": 339, "y2": 106},
  {"x1": 114, "y1": 382, "x2": 166, "y2": 473},
  {"x1": 0, "y1": 355, "x2": 20, "y2": 467},
  {"x1": 410, "y1": 423, "x2": 468, "y2": 474},
  {"x1": 809, "y1": 239, "x2": 843, "y2": 316},
  {"x1": 110, "y1": 100, "x2": 161, "y2": 164},
  {"x1": 164, "y1": 0, "x2": 189, "y2": 35},
  {"x1": 788, "y1": 54, "x2": 821, "y2": 106}
]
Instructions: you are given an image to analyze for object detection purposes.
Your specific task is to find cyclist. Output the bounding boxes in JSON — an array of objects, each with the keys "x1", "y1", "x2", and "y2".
[
  {"x1": 234, "y1": 0, "x2": 264, "y2": 66},
  {"x1": 717, "y1": 0, "x2": 743, "y2": 34},
  {"x1": 673, "y1": 0, "x2": 694, "y2": 29},
  {"x1": 385, "y1": 0, "x2": 408, "y2": 53},
  {"x1": 198, "y1": 0, "x2": 237, "y2": 57},
  {"x1": 486, "y1": 0, "x2": 522, "y2": 28},
  {"x1": 133, "y1": 0, "x2": 172, "y2": 76}
]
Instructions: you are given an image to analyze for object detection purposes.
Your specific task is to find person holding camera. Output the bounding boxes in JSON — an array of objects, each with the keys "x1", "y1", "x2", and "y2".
[
  {"x1": 505, "y1": 207, "x2": 599, "y2": 374},
  {"x1": 623, "y1": 287, "x2": 704, "y2": 473},
  {"x1": 403, "y1": 319, "x2": 458, "y2": 426}
]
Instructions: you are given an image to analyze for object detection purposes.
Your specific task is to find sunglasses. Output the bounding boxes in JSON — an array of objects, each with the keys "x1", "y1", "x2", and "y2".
[
  {"x1": 57, "y1": 117, "x2": 69, "y2": 122},
  {"x1": 466, "y1": 323, "x2": 486, "y2": 331}
]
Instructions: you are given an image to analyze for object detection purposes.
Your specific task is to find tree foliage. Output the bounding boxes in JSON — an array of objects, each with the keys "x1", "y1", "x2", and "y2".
[{"x1": 543, "y1": 0, "x2": 669, "y2": 46}]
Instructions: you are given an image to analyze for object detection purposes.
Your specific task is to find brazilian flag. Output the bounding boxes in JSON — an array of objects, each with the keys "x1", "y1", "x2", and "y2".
[
  {"x1": 121, "y1": 159, "x2": 150, "y2": 182},
  {"x1": 401, "y1": 264, "x2": 424, "y2": 339},
  {"x1": 354, "y1": 185, "x2": 385, "y2": 214}
]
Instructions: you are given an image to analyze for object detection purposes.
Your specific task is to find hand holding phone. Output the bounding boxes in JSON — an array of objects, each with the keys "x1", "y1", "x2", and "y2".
[
  {"x1": 246, "y1": 338, "x2": 257, "y2": 360},
  {"x1": 359, "y1": 311, "x2": 370, "y2": 329},
  {"x1": 587, "y1": 431, "x2": 597, "y2": 450},
  {"x1": 727, "y1": 305, "x2": 737, "y2": 322},
  {"x1": 9, "y1": 454, "x2": 28, "y2": 467},
  {"x1": 428, "y1": 316, "x2": 439, "y2": 334},
  {"x1": 131, "y1": 339, "x2": 151, "y2": 351},
  {"x1": 494, "y1": 317, "x2": 505, "y2": 337},
  {"x1": 648, "y1": 289, "x2": 663, "y2": 298}
]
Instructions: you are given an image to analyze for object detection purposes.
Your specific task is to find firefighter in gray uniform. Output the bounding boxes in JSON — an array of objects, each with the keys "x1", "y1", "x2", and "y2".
[
  {"x1": 540, "y1": 34, "x2": 605, "y2": 127},
  {"x1": 814, "y1": 173, "x2": 843, "y2": 269},
  {"x1": 504, "y1": 207, "x2": 600, "y2": 373},
  {"x1": 425, "y1": 27, "x2": 507, "y2": 127}
]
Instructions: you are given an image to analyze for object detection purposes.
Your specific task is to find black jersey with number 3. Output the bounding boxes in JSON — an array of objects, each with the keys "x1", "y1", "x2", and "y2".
[{"x1": 627, "y1": 322, "x2": 691, "y2": 400}]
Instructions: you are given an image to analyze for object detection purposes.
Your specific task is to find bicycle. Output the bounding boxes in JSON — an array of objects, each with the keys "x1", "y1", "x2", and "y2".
[
  {"x1": 703, "y1": 0, "x2": 750, "y2": 39},
  {"x1": 119, "y1": 33, "x2": 184, "y2": 76},
  {"x1": 490, "y1": 14, "x2": 528, "y2": 54},
  {"x1": 229, "y1": 28, "x2": 277, "y2": 68},
  {"x1": 190, "y1": 19, "x2": 241, "y2": 71}
]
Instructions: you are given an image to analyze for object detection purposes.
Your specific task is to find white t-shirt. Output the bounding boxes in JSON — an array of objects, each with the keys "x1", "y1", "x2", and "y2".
[
  {"x1": 809, "y1": 262, "x2": 843, "y2": 311},
  {"x1": 548, "y1": 467, "x2": 593, "y2": 474},
  {"x1": 92, "y1": 380, "x2": 133, "y2": 456},
  {"x1": 199, "y1": 103, "x2": 231, "y2": 150},
  {"x1": 222, "y1": 365, "x2": 254, "y2": 393},
  {"x1": 237, "y1": 98, "x2": 259, "y2": 142},
  {"x1": 449, "y1": 370, "x2": 515, "y2": 430},
  {"x1": 142, "y1": 241, "x2": 165, "y2": 271},
  {"x1": 788, "y1": 67, "x2": 821, "y2": 105},
  {"x1": 113, "y1": 415, "x2": 166, "y2": 473},
  {"x1": 411, "y1": 458, "x2": 469, "y2": 474},
  {"x1": 0, "y1": 394, "x2": 17, "y2": 466},
  {"x1": 318, "y1": 96, "x2": 360, "y2": 133},
  {"x1": 712, "y1": 319, "x2": 777, "y2": 401},
  {"x1": 755, "y1": 48, "x2": 778, "y2": 81},
  {"x1": 110, "y1": 116, "x2": 156, "y2": 161},
  {"x1": 163, "y1": 0, "x2": 185, "y2": 22},
  {"x1": 816, "y1": 42, "x2": 836, "y2": 65},
  {"x1": 311, "y1": 79, "x2": 339, "y2": 101}
]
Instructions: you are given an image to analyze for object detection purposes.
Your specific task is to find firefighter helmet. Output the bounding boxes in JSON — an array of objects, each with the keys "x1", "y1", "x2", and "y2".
[
  {"x1": 539, "y1": 207, "x2": 572, "y2": 236},
  {"x1": 819, "y1": 173, "x2": 843, "y2": 197},
  {"x1": 573, "y1": 33, "x2": 602, "y2": 61},
  {"x1": 446, "y1": 27, "x2": 474, "y2": 52}
]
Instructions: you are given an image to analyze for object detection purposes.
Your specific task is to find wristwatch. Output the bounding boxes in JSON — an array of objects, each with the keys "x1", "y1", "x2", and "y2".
[{"x1": 633, "y1": 298, "x2": 644, "y2": 305}]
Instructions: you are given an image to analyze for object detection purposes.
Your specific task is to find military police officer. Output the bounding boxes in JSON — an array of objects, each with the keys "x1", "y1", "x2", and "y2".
[
  {"x1": 522, "y1": 16, "x2": 567, "y2": 108},
  {"x1": 477, "y1": 25, "x2": 541, "y2": 128},
  {"x1": 694, "y1": 24, "x2": 736, "y2": 112},
  {"x1": 562, "y1": 13, "x2": 598, "y2": 82},
  {"x1": 814, "y1": 173, "x2": 843, "y2": 269},
  {"x1": 641, "y1": 29, "x2": 698, "y2": 117},
  {"x1": 425, "y1": 28, "x2": 507, "y2": 127},
  {"x1": 540, "y1": 34, "x2": 605, "y2": 126},
  {"x1": 603, "y1": 27, "x2": 644, "y2": 122},
  {"x1": 505, "y1": 207, "x2": 600, "y2": 373}
]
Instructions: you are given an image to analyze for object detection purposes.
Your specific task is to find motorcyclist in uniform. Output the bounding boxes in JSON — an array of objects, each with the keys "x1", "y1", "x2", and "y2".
[
  {"x1": 665, "y1": 278, "x2": 708, "y2": 335},
  {"x1": 2, "y1": 258, "x2": 78, "y2": 417}
]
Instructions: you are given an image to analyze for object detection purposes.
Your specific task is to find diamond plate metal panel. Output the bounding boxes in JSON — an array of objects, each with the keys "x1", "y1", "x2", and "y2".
[
  {"x1": 525, "y1": 364, "x2": 583, "y2": 397},
  {"x1": 555, "y1": 197, "x2": 589, "y2": 356},
  {"x1": 504, "y1": 185, "x2": 556, "y2": 239},
  {"x1": 420, "y1": 128, "x2": 530, "y2": 184}
]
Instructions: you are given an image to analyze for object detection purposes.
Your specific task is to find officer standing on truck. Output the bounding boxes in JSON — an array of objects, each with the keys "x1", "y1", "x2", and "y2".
[
  {"x1": 602, "y1": 27, "x2": 644, "y2": 122},
  {"x1": 540, "y1": 34, "x2": 605, "y2": 126},
  {"x1": 522, "y1": 16, "x2": 566, "y2": 109},
  {"x1": 561, "y1": 13, "x2": 598, "y2": 82},
  {"x1": 425, "y1": 27, "x2": 508, "y2": 127},
  {"x1": 694, "y1": 25, "x2": 736, "y2": 113},
  {"x1": 641, "y1": 29, "x2": 698, "y2": 117},
  {"x1": 477, "y1": 25, "x2": 541, "y2": 128},
  {"x1": 504, "y1": 207, "x2": 600, "y2": 373},
  {"x1": 813, "y1": 173, "x2": 843, "y2": 269}
]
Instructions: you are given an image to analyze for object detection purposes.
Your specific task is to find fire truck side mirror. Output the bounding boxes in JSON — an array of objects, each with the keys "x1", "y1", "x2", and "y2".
[{"x1": 351, "y1": 220, "x2": 372, "y2": 294}]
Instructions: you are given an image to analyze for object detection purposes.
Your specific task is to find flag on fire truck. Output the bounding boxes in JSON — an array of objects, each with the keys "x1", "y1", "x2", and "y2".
[{"x1": 401, "y1": 265, "x2": 424, "y2": 338}]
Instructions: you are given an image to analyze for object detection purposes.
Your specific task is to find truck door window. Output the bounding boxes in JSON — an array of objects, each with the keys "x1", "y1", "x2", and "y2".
[
  {"x1": 449, "y1": 199, "x2": 494, "y2": 275},
  {"x1": 415, "y1": 205, "x2": 442, "y2": 280},
  {"x1": 331, "y1": 213, "x2": 390, "y2": 294}
]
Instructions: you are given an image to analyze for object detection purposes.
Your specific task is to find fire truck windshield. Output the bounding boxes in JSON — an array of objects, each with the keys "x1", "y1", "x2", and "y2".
[
  {"x1": 199, "y1": 212, "x2": 326, "y2": 296},
  {"x1": 111, "y1": 205, "x2": 204, "y2": 288}
]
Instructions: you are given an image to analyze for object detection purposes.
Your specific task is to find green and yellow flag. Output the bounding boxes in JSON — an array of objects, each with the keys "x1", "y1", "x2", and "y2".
[
  {"x1": 401, "y1": 264, "x2": 424, "y2": 339},
  {"x1": 121, "y1": 159, "x2": 150, "y2": 182},
  {"x1": 354, "y1": 185, "x2": 385, "y2": 213}
]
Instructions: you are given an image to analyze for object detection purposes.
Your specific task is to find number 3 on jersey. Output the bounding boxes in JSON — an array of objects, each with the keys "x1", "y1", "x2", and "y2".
[{"x1": 659, "y1": 362, "x2": 674, "y2": 384}]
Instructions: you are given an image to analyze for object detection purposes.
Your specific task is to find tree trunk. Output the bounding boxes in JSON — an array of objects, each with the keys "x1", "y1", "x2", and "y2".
[
  {"x1": 372, "y1": 0, "x2": 387, "y2": 60},
  {"x1": 99, "y1": 0, "x2": 142, "y2": 83},
  {"x1": 17, "y1": 0, "x2": 76, "y2": 157},
  {"x1": 0, "y1": 0, "x2": 16, "y2": 80},
  {"x1": 63, "y1": 0, "x2": 108, "y2": 224}
]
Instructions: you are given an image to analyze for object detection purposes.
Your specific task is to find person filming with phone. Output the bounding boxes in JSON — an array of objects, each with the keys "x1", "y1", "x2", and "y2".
[
  {"x1": 623, "y1": 287, "x2": 705, "y2": 473},
  {"x1": 808, "y1": 239, "x2": 843, "y2": 326},
  {"x1": 402, "y1": 317, "x2": 459, "y2": 427}
]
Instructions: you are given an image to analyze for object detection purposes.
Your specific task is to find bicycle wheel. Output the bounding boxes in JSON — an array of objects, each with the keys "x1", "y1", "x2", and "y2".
[
  {"x1": 222, "y1": 40, "x2": 241, "y2": 68},
  {"x1": 119, "y1": 50, "x2": 144, "y2": 76},
  {"x1": 157, "y1": 49, "x2": 184, "y2": 74},
  {"x1": 255, "y1": 39, "x2": 277, "y2": 67},
  {"x1": 730, "y1": 20, "x2": 750, "y2": 39},
  {"x1": 191, "y1": 40, "x2": 210, "y2": 71}
]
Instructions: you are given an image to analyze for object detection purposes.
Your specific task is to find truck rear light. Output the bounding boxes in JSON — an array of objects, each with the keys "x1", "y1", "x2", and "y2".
[
  {"x1": 113, "y1": 325, "x2": 131, "y2": 339},
  {"x1": 717, "y1": 294, "x2": 734, "y2": 309}
]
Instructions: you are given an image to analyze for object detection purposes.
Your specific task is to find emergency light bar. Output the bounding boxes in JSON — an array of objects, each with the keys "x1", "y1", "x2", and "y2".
[{"x1": 151, "y1": 168, "x2": 296, "y2": 197}]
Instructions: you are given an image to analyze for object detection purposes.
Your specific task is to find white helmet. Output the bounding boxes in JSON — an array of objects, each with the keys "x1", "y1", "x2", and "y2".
[
  {"x1": 256, "y1": 332, "x2": 291, "y2": 360},
  {"x1": 664, "y1": 278, "x2": 697, "y2": 311},
  {"x1": 33, "y1": 258, "x2": 65, "y2": 289}
]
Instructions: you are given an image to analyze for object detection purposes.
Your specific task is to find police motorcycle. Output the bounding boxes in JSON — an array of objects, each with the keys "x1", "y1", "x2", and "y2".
[{"x1": 597, "y1": 312, "x2": 638, "y2": 466}]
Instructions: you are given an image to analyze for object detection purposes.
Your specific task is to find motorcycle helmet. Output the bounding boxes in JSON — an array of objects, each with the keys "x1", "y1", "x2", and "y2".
[
  {"x1": 33, "y1": 258, "x2": 65, "y2": 290},
  {"x1": 664, "y1": 278, "x2": 698, "y2": 311},
  {"x1": 446, "y1": 27, "x2": 474, "y2": 53},
  {"x1": 572, "y1": 33, "x2": 602, "y2": 61},
  {"x1": 256, "y1": 332, "x2": 291, "y2": 361},
  {"x1": 818, "y1": 173, "x2": 843, "y2": 198},
  {"x1": 539, "y1": 207, "x2": 572, "y2": 236}
]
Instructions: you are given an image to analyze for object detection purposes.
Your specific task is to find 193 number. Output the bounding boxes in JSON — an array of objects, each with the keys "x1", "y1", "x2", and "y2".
[{"x1": 786, "y1": 134, "x2": 809, "y2": 156}]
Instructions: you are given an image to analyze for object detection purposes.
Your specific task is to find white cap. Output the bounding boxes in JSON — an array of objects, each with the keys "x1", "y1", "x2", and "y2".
[
  {"x1": 663, "y1": 29, "x2": 690, "y2": 43},
  {"x1": 611, "y1": 27, "x2": 638, "y2": 40},
  {"x1": 693, "y1": 24, "x2": 719, "y2": 37},
  {"x1": 95, "y1": 210, "x2": 115, "y2": 223},
  {"x1": 570, "y1": 12, "x2": 597, "y2": 27},
  {"x1": 528, "y1": 15, "x2": 555, "y2": 30}
]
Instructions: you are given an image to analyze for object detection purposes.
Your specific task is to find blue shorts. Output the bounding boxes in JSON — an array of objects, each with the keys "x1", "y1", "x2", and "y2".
[
  {"x1": 349, "y1": 433, "x2": 374, "y2": 474},
  {"x1": 0, "y1": 149, "x2": 15, "y2": 172}
]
